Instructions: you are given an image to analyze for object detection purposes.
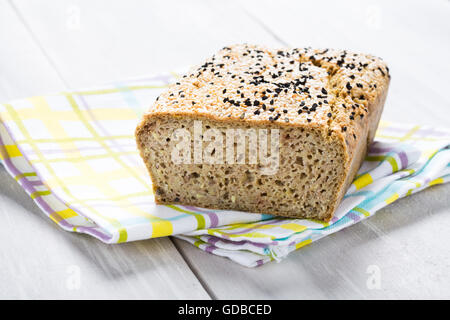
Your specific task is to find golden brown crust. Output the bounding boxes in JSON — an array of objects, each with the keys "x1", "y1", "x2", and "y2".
[{"x1": 141, "y1": 44, "x2": 389, "y2": 151}]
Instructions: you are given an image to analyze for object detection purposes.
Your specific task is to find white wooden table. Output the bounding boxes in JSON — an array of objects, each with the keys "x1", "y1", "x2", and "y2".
[{"x1": 1, "y1": 0, "x2": 449, "y2": 299}]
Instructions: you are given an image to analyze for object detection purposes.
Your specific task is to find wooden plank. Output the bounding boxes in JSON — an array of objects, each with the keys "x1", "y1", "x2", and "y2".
[{"x1": 0, "y1": 0, "x2": 209, "y2": 299}]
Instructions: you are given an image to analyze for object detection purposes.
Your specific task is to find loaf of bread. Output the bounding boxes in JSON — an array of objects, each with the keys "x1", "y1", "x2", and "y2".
[{"x1": 135, "y1": 44, "x2": 390, "y2": 221}]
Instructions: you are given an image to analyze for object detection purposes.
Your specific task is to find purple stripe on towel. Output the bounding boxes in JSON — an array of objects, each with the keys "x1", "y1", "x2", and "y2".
[
  {"x1": 369, "y1": 142, "x2": 394, "y2": 154},
  {"x1": 330, "y1": 216, "x2": 339, "y2": 223},
  {"x1": 207, "y1": 235, "x2": 270, "y2": 248},
  {"x1": 205, "y1": 245, "x2": 216, "y2": 254},
  {"x1": 206, "y1": 235, "x2": 220, "y2": 245},
  {"x1": 382, "y1": 125, "x2": 449, "y2": 138},
  {"x1": 28, "y1": 179, "x2": 44, "y2": 186},
  {"x1": 184, "y1": 205, "x2": 219, "y2": 228},
  {"x1": 398, "y1": 150, "x2": 408, "y2": 169},
  {"x1": 256, "y1": 259, "x2": 265, "y2": 266},
  {"x1": 347, "y1": 211, "x2": 361, "y2": 222},
  {"x1": 415, "y1": 127, "x2": 450, "y2": 137}
]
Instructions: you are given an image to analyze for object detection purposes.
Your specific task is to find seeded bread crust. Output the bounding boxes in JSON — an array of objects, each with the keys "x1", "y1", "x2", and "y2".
[{"x1": 136, "y1": 44, "x2": 390, "y2": 221}]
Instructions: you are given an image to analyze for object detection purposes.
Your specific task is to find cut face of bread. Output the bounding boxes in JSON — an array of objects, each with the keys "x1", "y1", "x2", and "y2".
[{"x1": 136, "y1": 44, "x2": 390, "y2": 221}]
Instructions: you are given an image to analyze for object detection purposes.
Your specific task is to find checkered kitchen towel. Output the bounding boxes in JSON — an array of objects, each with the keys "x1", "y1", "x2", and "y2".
[{"x1": 1, "y1": 71, "x2": 449, "y2": 267}]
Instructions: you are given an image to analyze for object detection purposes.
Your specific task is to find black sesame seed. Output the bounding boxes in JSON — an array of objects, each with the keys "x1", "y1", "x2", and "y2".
[
  {"x1": 327, "y1": 112, "x2": 332, "y2": 118},
  {"x1": 321, "y1": 88, "x2": 328, "y2": 95},
  {"x1": 346, "y1": 82, "x2": 352, "y2": 90},
  {"x1": 349, "y1": 115, "x2": 354, "y2": 120},
  {"x1": 342, "y1": 126, "x2": 347, "y2": 132}
]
